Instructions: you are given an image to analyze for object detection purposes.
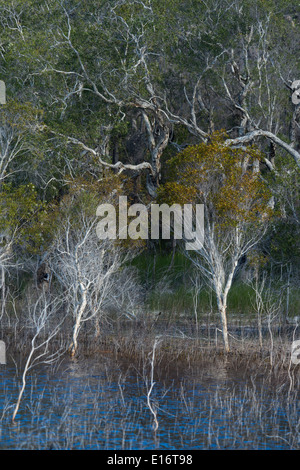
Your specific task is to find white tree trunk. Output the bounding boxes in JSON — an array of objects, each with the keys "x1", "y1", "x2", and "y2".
[
  {"x1": 217, "y1": 297, "x2": 230, "y2": 353},
  {"x1": 70, "y1": 285, "x2": 87, "y2": 357}
]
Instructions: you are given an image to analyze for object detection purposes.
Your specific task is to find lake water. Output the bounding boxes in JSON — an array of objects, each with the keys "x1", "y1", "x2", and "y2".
[{"x1": 0, "y1": 353, "x2": 299, "y2": 450}]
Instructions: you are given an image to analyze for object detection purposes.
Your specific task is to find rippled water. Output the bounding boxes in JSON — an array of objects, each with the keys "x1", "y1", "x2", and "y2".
[{"x1": 0, "y1": 354, "x2": 299, "y2": 450}]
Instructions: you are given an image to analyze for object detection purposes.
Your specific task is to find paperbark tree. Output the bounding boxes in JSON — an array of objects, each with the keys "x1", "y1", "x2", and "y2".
[
  {"x1": 159, "y1": 132, "x2": 274, "y2": 352},
  {"x1": 50, "y1": 216, "x2": 121, "y2": 356},
  {"x1": 12, "y1": 293, "x2": 66, "y2": 422},
  {"x1": 25, "y1": 1, "x2": 174, "y2": 195},
  {"x1": 2, "y1": 0, "x2": 299, "y2": 195},
  {"x1": 0, "y1": 102, "x2": 44, "y2": 186},
  {"x1": 48, "y1": 184, "x2": 139, "y2": 356},
  {"x1": 163, "y1": 2, "x2": 300, "y2": 171}
]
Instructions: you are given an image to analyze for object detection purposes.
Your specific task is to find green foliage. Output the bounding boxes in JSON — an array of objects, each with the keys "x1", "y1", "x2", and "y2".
[
  {"x1": 0, "y1": 183, "x2": 56, "y2": 254},
  {"x1": 159, "y1": 131, "x2": 273, "y2": 234},
  {"x1": 0, "y1": 0, "x2": 298, "y2": 307}
]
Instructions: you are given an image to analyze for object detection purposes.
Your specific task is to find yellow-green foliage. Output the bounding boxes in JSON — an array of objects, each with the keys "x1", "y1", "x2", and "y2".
[{"x1": 159, "y1": 131, "x2": 273, "y2": 234}]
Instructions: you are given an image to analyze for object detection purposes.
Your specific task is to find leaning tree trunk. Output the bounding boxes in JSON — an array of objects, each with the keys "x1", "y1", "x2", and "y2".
[{"x1": 70, "y1": 284, "x2": 87, "y2": 357}]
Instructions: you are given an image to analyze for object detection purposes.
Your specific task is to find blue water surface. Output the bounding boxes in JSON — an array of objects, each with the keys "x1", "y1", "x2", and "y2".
[{"x1": 0, "y1": 356, "x2": 298, "y2": 450}]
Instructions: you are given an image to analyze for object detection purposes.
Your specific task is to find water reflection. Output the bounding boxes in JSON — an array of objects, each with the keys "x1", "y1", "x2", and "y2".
[{"x1": 0, "y1": 355, "x2": 299, "y2": 450}]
